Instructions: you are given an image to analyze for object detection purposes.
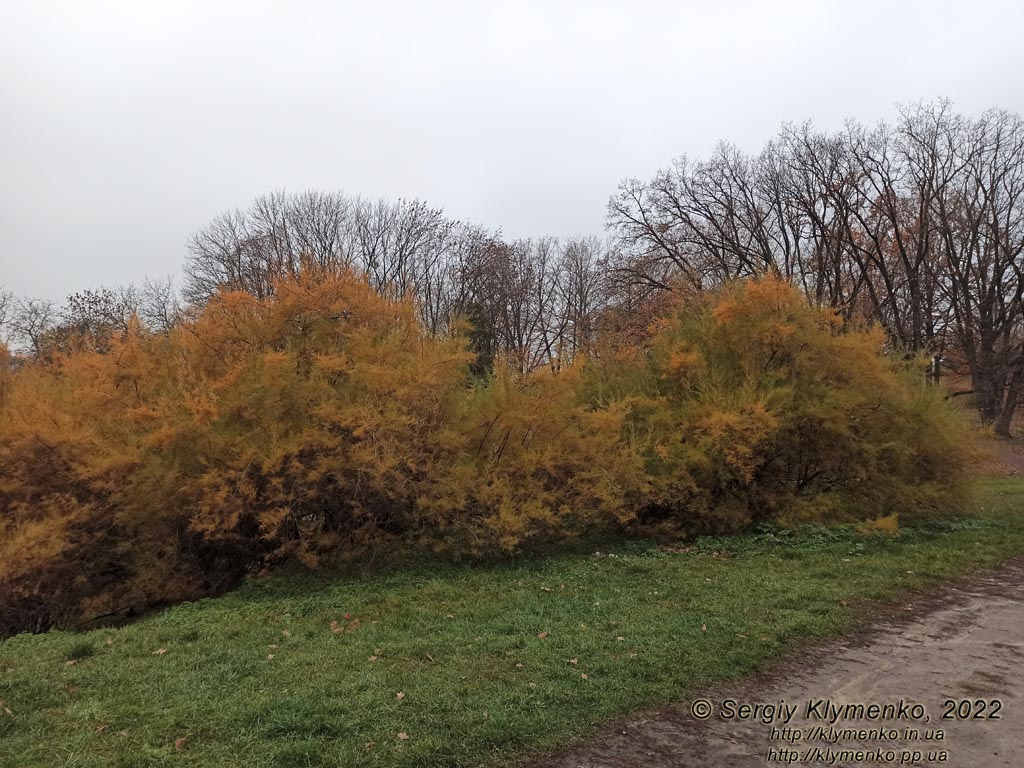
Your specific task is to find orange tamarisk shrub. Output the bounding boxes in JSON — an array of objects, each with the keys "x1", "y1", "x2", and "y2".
[
  {"x1": 421, "y1": 358, "x2": 646, "y2": 554},
  {"x1": 0, "y1": 272, "x2": 972, "y2": 636},
  {"x1": 0, "y1": 267, "x2": 638, "y2": 634},
  {"x1": 584, "y1": 276, "x2": 973, "y2": 533}
]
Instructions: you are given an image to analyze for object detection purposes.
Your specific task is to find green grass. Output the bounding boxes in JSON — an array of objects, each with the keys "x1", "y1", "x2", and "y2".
[{"x1": 2, "y1": 479, "x2": 1023, "y2": 768}]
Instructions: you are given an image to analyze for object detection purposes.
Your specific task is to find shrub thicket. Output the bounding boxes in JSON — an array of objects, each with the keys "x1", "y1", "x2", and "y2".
[
  {"x1": 0, "y1": 272, "x2": 971, "y2": 635},
  {"x1": 585, "y1": 278, "x2": 972, "y2": 535}
]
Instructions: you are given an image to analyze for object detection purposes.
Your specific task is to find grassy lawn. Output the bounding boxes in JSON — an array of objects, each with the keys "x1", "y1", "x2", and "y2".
[{"x1": 2, "y1": 479, "x2": 1023, "y2": 768}]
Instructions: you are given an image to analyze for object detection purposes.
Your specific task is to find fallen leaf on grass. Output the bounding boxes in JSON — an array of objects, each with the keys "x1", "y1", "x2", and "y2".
[
  {"x1": 151, "y1": 648, "x2": 167, "y2": 655},
  {"x1": 369, "y1": 655, "x2": 379, "y2": 662},
  {"x1": 658, "y1": 544, "x2": 695, "y2": 554},
  {"x1": 266, "y1": 654, "x2": 275, "y2": 660},
  {"x1": 580, "y1": 673, "x2": 589, "y2": 680},
  {"x1": 536, "y1": 631, "x2": 549, "y2": 639},
  {"x1": 616, "y1": 636, "x2": 625, "y2": 641},
  {"x1": 701, "y1": 623, "x2": 707, "y2": 632},
  {"x1": 0, "y1": 702, "x2": 12, "y2": 716},
  {"x1": 567, "y1": 658, "x2": 578, "y2": 665},
  {"x1": 330, "y1": 621, "x2": 343, "y2": 634},
  {"x1": 515, "y1": 663, "x2": 524, "y2": 669},
  {"x1": 540, "y1": 587, "x2": 552, "y2": 592},
  {"x1": 281, "y1": 630, "x2": 291, "y2": 637},
  {"x1": 174, "y1": 737, "x2": 188, "y2": 751},
  {"x1": 397, "y1": 732, "x2": 409, "y2": 740},
  {"x1": 64, "y1": 660, "x2": 77, "y2": 666},
  {"x1": 396, "y1": 692, "x2": 405, "y2": 700}
]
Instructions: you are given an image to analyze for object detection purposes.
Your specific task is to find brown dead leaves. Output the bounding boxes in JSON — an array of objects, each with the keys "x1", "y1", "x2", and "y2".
[{"x1": 330, "y1": 615, "x2": 362, "y2": 634}]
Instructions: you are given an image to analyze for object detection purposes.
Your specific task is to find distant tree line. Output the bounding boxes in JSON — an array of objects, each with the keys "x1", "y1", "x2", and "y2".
[
  {"x1": 1, "y1": 100, "x2": 1022, "y2": 432},
  {"x1": 181, "y1": 191, "x2": 612, "y2": 374}
]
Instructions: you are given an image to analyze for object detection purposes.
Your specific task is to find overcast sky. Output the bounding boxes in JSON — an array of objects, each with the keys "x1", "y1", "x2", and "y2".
[{"x1": 2, "y1": 0, "x2": 1023, "y2": 303}]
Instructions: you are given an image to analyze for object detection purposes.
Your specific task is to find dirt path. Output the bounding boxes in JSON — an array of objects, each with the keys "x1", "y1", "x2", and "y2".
[{"x1": 531, "y1": 561, "x2": 1024, "y2": 767}]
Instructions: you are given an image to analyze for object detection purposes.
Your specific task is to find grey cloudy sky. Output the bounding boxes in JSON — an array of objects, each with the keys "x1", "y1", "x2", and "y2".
[{"x1": 2, "y1": 0, "x2": 1023, "y2": 302}]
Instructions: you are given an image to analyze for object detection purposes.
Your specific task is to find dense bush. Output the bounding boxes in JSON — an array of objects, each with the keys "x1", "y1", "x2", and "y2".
[
  {"x1": 0, "y1": 273, "x2": 971, "y2": 635},
  {"x1": 586, "y1": 277, "x2": 973, "y2": 534}
]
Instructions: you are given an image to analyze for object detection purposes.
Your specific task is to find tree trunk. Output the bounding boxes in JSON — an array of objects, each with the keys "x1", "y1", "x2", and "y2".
[{"x1": 995, "y1": 368, "x2": 1024, "y2": 438}]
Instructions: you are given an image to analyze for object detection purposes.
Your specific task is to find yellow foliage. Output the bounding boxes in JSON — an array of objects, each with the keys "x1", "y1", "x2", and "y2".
[
  {"x1": 588, "y1": 275, "x2": 972, "y2": 534},
  {"x1": 0, "y1": 269, "x2": 648, "y2": 633},
  {"x1": 0, "y1": 272, "x2": 972, "y2": 635},
  {"x1": 857, "y1": 513, "x2": 901, "y2": 536}
]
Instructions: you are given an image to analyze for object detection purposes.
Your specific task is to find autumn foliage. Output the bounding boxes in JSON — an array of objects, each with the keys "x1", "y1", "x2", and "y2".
[
  {"x1": 587, "y1": 278, "x2": 972, "y2": 534},
  {"x1": 0, "y1": 272, "x2": 971, "y2": 635}
]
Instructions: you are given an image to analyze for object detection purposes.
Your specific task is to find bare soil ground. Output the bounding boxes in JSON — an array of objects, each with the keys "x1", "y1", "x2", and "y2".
[{"x1": 529, "y1": 560, "x2": 1024, "y2": 767}]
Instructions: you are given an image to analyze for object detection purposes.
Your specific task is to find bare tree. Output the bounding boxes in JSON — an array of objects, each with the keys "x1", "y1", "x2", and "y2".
[
  {"x1": 607, "y1": 100, "x2": 1024, "y2": 431},
  {"x1": 931, "y1": 109, "x2": 1024, "y2": 434},
  {"x1": 140, "y1": 276, "x2": 185, "y2": 335},
  {"x1": 10, "y1": 298, "x2": 56, "y2": 358},
  {"x1": 0, "y1": 288, "x2": 12, "y2": 345},
  {"x1": 555, "y1": 236, "x2": 609, "y2": 359}
]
